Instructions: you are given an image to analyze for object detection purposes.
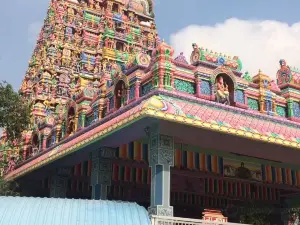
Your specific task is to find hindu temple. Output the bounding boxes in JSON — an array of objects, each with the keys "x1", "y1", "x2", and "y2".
[{"x1": 1, "y1": 0, "x2": 300, "y2": 224}]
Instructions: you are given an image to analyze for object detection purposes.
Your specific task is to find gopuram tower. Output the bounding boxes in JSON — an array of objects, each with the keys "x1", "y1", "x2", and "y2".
[{"x1": 1, "y1": 0, "x2": 158, "y2": 175}]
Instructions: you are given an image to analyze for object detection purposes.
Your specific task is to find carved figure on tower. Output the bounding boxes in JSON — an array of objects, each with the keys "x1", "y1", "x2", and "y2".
[
  {"x1": 277, "y1": 59, "x2": 292, "y2": 85},
  {"x1": 117, "y1": 84, "x2": 127, "y2": 107},
  {"x1": 67, "y1": 114, "x2": 75, "y2": 136}
]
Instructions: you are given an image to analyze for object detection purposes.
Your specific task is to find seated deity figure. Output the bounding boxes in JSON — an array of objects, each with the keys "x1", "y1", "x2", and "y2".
[{"x1": 215, "y1": 76, "x2": 230, "y2": 105}]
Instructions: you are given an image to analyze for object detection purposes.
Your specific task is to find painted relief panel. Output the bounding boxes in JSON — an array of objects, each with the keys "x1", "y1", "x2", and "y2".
[{"x1": 223, "y1": 158, "x2": 262, "y2": 181}]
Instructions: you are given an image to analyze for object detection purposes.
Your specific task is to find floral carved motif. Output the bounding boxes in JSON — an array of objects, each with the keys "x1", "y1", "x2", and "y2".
[{"x1": 149, "y1": 134, "x2": 174, "y2": 166}]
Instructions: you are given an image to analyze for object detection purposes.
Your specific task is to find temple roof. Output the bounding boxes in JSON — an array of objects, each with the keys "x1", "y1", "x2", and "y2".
[
  {"x1": 5, "y1": 91, "x2": 300, "y2": 181},
  {"x1": 0, "y1": 197, "x2": 150, "y2": 225}
]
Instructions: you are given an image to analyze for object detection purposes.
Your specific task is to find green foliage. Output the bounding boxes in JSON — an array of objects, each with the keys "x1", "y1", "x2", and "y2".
[
  {"x1": 0, "y1": 177, "x2": 19, "y2": 196},
  {"x1": 239, "y1": 202, "x2": 300, "y2": 225},
  {"x1": 239, "y1": 209, "x2": 271, "y2": 225},
  {"x1": 0, "y1": 82, "x2": 31, "y2": 143},
  {"x1": 238, "y1": 202, "x2": 273, "y2": 225},
  {"x1": 285, "y1": 207, "x2": 300, "y2": 224}
]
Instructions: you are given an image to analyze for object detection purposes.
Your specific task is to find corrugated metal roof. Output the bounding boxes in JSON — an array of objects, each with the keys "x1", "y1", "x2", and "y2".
[{"x1": 0, "y1": 197, "x2": 151, "y2": 225}]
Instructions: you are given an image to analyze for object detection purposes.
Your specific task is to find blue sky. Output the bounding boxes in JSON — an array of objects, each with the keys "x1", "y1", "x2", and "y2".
[{"x1": 1, "y1": 0, "x2": 300, "y2": 89}]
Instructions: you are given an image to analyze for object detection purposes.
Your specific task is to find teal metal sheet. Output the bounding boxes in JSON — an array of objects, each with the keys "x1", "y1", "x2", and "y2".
[{"x1": 0, "y1": 197, "x2": 150, "y2": 225}]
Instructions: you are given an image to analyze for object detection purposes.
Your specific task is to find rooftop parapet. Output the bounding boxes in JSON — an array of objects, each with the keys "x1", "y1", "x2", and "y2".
[{"x1": 190, "y1": 43, "x2": 243, "y2": 73}]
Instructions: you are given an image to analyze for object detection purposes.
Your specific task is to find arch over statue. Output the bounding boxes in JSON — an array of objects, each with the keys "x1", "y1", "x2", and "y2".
[{"x1": 211, "y1": 67, "x2": 237, "y2": 106}]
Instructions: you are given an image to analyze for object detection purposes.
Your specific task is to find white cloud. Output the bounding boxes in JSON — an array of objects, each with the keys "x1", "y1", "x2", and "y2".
[
  {"x1": 170, "y1": 18, "x2": 300, "y2": 79},
  {"x1": 27, "y1": 22, "x2": 43, "y2": 44}
]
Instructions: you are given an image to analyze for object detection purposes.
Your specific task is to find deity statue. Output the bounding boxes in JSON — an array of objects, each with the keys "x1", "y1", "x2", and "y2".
[
  {"x1": 62, "y1": 48, "x2": 72, "y2": 67},
  {"x1": 123, "y1": 43, "x2": 129, "y2": 53},
  {"x1": 35, "y1": 83, "x2": 43, "y2": 96},
  {"x1": 235, "y1": 162, "x2": 251, "y2": 179},
  {"x1": 277, "y1": 59, "x2": 292, "y2": 85},
  {"x1": 32, "y1": 144, "x2": 39, "y2": 156},
  {"x1": 102, "y1": 60, "x2": 108, "y2": 72},
  {"x1": 55, "y1": 3, "x2": 67, "y2": 23},
  {"x1": 5, "y1": 156, "x2": 17, "y2": 174},
  {"x1": 51, "y1": 86, "x2": 57, "y2": 98},
  {"x1": 67, "y1": 6, "x2": 75, "y2": 21},
  {"x1": 117, "y1": 86, "x2": 126, "y2": 107},
  {"x1": 106, "y1": 19, "x2": 114, "y2": 30},
  {"x1": 95, "y1": 1, "x2": 100, "y2": 9},
  {"x1": 67, "y1": 114, "x2": 76, "y2": 135},
  {"x1": 47, "y1": 45, "x2": 57, "y2": 57},
  {"x1": 21, "y1": 80, "x2": 28, "y2": 91},
  {"x1": 93, "y1": 66, "x2": 99, "y2": 74},
  {"x1": 43, "y1": 57, "x2": 52, "y2": 69},
  {"x1": 43, "y1": 83, "x2": 50, "y2": 94},
  {"x1": 0, "y1": 167, "x2": 4, "y2": 177},
  {"x1": 88, "y1": 0, "x2": 95, "y2": 9},
  {"x1": 215, "y1": 75, "x2": 230, "y2": 105},
  {"x1": 0, "y1": 152, "x2": 4, "y2": 165}
]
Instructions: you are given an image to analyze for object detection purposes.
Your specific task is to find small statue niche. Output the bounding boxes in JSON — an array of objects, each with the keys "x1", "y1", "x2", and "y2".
[
  {"x1": 115, "y1": 81, "x2": 127, "y2": 109},
  {"x1": 235, "y1": 162, "x2": 251, "y2": 179},
  {"x1": 5, "y1": 156, "x2": 17, "y2": 174},
  {"x1": 112, "y1": 3, "x2": 119, "y2": 13},
  {"x1": 67, "y1": 107, "x2": 76, "y2": 136},
  {"x1": 31, "y1": 134, "x2": 39, "y2": 156},
  {"x1": 215, "y1": 74, "x2": 234, "y2": 106}
]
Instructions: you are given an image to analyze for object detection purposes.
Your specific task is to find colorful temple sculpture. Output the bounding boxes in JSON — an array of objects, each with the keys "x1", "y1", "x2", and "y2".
[{"x1": 1, "y1": 0, "x2": 300, "y2": 224}]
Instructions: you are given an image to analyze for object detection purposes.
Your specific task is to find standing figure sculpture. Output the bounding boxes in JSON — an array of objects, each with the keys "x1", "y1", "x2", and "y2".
[
  {"x1": 215, "y1": 76, "x2": 230, "y2": 105},
  {"x1": 117, "y1": 87, "x2": 125, "y2": 107}
]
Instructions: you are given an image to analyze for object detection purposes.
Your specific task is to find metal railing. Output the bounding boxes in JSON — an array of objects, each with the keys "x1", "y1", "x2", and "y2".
[{"x1": 150, "y1": 216, "x2": 251, "y2": 225}]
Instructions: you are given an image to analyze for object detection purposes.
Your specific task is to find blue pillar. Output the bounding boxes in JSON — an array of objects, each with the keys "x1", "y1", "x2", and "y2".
[
  {"x1": 90, "y1": 147, "x2": 116, "y2": 200},
  {"x1": 148, "y1": 125, "x2": 174, "y2": 217},
  {"x1": 50, "y1": 167, "x2": 71, "y2": 198}
]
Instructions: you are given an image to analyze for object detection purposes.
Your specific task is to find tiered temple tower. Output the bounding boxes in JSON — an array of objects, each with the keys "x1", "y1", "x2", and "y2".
[{"x1": 0, "y1": 0, "x2": 157, "y2": 173}]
